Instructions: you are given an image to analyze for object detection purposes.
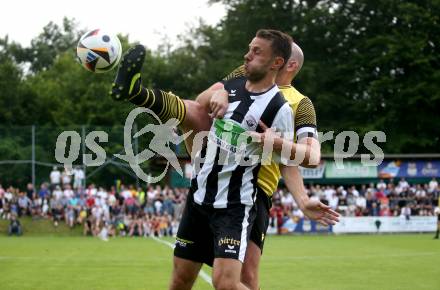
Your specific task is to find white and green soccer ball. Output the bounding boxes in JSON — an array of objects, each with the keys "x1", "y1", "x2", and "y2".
[{"x1": 76, "y1": 29, "x2": 122, "y2": 73}]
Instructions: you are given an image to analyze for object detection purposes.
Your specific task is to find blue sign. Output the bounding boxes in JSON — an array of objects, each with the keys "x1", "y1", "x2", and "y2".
[{"x1": 378, "y1": 160, "x2": 440, "y2": 178}]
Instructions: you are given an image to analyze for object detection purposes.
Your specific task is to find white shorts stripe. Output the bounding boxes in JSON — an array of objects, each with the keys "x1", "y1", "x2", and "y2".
[{"x1": 238, "y1": 205, "x2": 252, "y2": 262}]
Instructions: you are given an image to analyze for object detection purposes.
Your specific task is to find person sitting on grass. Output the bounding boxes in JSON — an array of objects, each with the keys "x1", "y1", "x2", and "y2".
[{"x1": 8, "y1": 214, "x2": 22, "y2": 236}]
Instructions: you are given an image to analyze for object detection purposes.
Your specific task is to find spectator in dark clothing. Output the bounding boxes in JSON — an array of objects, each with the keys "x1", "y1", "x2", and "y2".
[
  {"x1": 26, "y1": 183, "x2": 35, "y2": 200},
  {"x1": 8, "y1": 214, "x2": 22, "y2": 236}
]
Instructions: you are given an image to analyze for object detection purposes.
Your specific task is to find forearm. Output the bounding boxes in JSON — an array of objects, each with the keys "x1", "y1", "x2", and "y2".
[
  {"x1": 194, "y1": 82, "x2": 224, "y2": 112},
  {"x1": 181, "y1": 82, "x2": 224, "y2": 155},
  {"x1": 273, "y1": 137, "x2": 321, "y2": 168},
  {"x1": 280, "y1": 165, "x2": 309, "y2": 211}
]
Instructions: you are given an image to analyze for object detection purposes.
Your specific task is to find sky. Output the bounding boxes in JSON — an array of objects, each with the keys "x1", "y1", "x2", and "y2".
[{"x1": 0, "y1": 0, "x2": 226, "y2": 50}]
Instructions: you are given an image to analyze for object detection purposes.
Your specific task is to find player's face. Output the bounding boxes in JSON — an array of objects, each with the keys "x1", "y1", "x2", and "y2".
[{"x1": 243, "y1": 37, "x2": 275, "y2": 82}]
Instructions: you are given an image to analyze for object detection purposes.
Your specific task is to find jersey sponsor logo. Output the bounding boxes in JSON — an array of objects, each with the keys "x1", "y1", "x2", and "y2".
[
  {"x1": 222, "y1": 239, "x2": 239, "y2": 254},
  {"x1": 218, "y1": 237, "x2": 241, "y2": 247},
  {"x1": 229, "y1": 89, "x2": 237, "y2": 96},
  {"x1": 210, "y1": 132, "x2": 244, "y2": 154},
  {"x1": 212, "y1": 119, "x2": 251, "y2": 154},
  {"x1": 175, "y1": 237, "x2": 194, "y2": 248}
]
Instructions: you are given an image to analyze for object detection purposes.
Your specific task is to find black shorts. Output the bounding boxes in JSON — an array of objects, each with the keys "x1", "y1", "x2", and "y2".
[
  {"x1": 174, "y1": 194, "x2": 256, "y2": 266},
  {"x1": 249, "y1": 188, "x2": 271, "y2": 253}
]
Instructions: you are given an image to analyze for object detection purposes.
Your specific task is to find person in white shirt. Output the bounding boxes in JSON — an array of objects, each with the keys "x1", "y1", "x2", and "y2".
[
  {"x1": 398, "y1": 178, "x2": 409, "y2": 190},
  {"x1": 97, "y1": 187, "x2": 108, "y2": 200},
  {"x1": 337, "y1": 186, "x2": 347, "y2": 198},
  {"x1": 50, "y1": 167, "x2": 61, "y2": 189},
  {"x1": 146, "y1": 186, "x2": 156, "y2": 201},
  {"x1": 4, "y1": 188, "x2": 13, "y2": 202},
  {"x1": 63, "y1": 184, "x2": 74, "y2": 199},
  {"x1": 154, "y1": 199, "x2": 163, "y2": 214},
  {"x1": 73, "y1": 166, "x2": 85, "y2": 189},
  {"x1": 121, "y1": 187, "x2": 132, "y2": 200},
  {"x1": 329, "y1": 193, "x2": 339, "y2": 210},
  {"x1": 350, "y1": 185, "x2": 360, "y2": 197},
  {"x1": 281, "y1": 190, "x2": 295, "y2": 211},
  {"x1": 429, "y1": 178, "x2": 438, "y2": 193},
  {"x1": 324, "y1": 186, "x2": 336, "y2": 202},
  {"x1": 53, "y1": 186, "x2": 63, "y2": 200},
  {"x1": 376, "y1": 179, "x2": 386, "y2": 191},
  {"x1": 61, "y1": 168, "x2": 72, "y2": 187},
  {"x1": 107, "y1": 193, "x2": 117, "y2": 207},
  {"x1": 86, "y1": 184, "x2": 97, "y2": 197},
  {"x1": 400, "y1": 205, "x2": 411, "y2": 220},
  {"x1": 355, "y1": 195, "x2": 367, "y2": 210},
  {"x1": 292, "y1": 206, "x2": 304, "y2": 221},
  {"x1": 415, "y1": 184, "x2": 426, "y2": 198},
  {"x1": 314, "y1": 185, "x2": 325, "y2": 200}
]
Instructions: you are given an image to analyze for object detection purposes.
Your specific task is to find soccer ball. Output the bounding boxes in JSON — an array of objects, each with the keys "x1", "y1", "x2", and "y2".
[{"x1": 76, "y1": 29, "x2": 122, "y2": 73}]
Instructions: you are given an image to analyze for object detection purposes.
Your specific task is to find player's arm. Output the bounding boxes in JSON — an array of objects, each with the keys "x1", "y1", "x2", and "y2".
[
  {"x1": 294, "y1": 97, "x2": 320, "y2": 168},
  {"x1": 182, "y1": 65, "x2": 245, "y2": 154},
  {"x1": 256, "y1": 98, "x2": 320, "y2": 167},
  {"x1": 280, "y1": 165, "x2": 339, "y2": 226},
  {"x1": 195, "y1": 65, "x2": 245, "y2": 118},
  {"x1": 194, "y1": 82, "x2": 224, "y2": 111},
  {"x1": 194, "y1": 82, "x2": 225, "y2": 117},
  {"x1": 271, "y1": 105, "x2": 338, "y2": 225},
  {"x1": 259, "y1": 128, "x2": 320, "y2": 167}
]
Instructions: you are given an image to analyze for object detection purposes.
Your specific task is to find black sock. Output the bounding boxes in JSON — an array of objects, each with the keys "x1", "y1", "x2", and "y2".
[{"x1": 128, "y1": 85, "x2": 186, "y2": 125}]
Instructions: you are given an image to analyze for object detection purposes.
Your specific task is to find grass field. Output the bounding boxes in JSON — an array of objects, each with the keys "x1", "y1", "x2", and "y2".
[{"x1": 1, "y1": 233, "x2": 439, "y2": 290}]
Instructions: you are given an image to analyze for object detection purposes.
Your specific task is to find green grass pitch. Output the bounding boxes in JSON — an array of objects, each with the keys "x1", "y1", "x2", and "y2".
[{"x1": 0, "y1": 234, "x2": 439, "y2": 290}]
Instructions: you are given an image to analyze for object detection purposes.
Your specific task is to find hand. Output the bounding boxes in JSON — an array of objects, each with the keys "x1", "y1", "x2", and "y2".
[
  {"x1": 209, "y1": 89, "x2": 229, "y2": 119},
  {"x1": 249, "y1": 120, "x2": 282, "y2": 148},
  {"x1": 301, "y1": 199, "x2": 340, "y2": 226}
]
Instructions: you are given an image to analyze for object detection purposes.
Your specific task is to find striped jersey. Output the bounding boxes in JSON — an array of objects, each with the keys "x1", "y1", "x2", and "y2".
[
  {"x1": 192, "y1": 77, "x2": 294, "y2": 208},
  {"x1": 223, "y1": 65, "x2": 318, "y2": 197}
]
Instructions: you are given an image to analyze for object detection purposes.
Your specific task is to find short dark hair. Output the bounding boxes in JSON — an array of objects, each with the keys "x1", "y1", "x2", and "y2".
[{"x1": 256, "y1": 29, "x2": 292, "y2": 68}]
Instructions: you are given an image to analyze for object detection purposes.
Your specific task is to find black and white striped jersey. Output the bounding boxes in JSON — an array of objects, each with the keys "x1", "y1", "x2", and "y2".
[{"x1": 192, "y1": 77, "x2": 294, "y2": 208}]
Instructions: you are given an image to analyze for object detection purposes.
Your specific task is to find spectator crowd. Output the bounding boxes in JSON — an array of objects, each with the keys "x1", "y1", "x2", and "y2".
[
  {"x1": 1, "y1": 166, "x2": 188, "y2": 238},
  {"x1": 271, "y1": 178, "x2": 439, "y2": 225},
  {"x1": 1, "y1": 166, "x2": 439, "y2": 237}
]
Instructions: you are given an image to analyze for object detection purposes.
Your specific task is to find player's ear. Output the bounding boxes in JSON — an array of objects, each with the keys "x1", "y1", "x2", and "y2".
[
  {"x1": 272, "y1": 56, "x2": 285, "y2": 70},
  {"x1": 286, "y1": 59, "x2": 298, "y2": 73}
]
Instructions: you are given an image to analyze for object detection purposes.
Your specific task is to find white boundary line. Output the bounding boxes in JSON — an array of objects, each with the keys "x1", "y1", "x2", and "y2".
[{"x1": 151, "y1": 236, "x2": 213, "y2": 286}]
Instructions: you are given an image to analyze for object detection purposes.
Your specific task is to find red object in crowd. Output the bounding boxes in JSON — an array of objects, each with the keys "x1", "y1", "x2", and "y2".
[
  {"x1": 270, "y1": 205, "x2": 284, "y2": 234},
  {"x1": 375, "y1": 191, "x2": 385, "y2": 199},
  {"x1": 86, "y1": 196, "x2": 95, "y2": 208}
]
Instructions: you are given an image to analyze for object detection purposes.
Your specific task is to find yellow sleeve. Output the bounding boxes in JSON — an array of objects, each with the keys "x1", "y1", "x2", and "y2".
[
  {"x1": 222, "y1": 65, "x2": 245, "y2": 81},
  {"x1": 295, "y1": 97, "x2": 317, "y2": 129}
]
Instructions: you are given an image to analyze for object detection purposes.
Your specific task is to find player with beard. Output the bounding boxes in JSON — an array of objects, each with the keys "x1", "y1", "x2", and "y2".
[{"x1": 110, "y1": 30, "x2": 338, "y2": 290}]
